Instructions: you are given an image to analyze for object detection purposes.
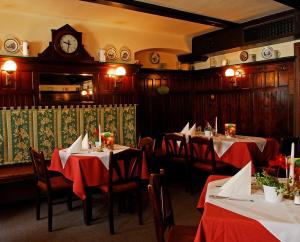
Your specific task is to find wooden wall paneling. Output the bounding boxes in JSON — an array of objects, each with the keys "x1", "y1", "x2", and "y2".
[
  {"x1": 237, "y1": 91, "x2": 252, "y2": 135},
  {"x1": 265, "y1": 71, "x2": 276, "y2": 87}
]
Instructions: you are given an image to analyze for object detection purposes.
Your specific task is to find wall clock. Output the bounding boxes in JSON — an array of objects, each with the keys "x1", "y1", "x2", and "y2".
[
  {"x1": 59, "y1": 34, "x2": 79, "y2": 54},
  {"x1": 39, "y1": 24, "x2": 93, "y2": 61}
]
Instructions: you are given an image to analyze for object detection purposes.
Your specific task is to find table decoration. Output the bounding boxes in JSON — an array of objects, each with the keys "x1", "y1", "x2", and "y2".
[
  {"x1": 101, "y1": 132, "x2": 115, "y2": 149},
  {"x1": 204, "y1": 121, "x2": 212, "y2": 137},
  {"x1": 255, "y1": 154, "x2": 288, "y2": 202},
  {"x1": 224, "y1": 123, "x2": 236, "y2": 137}
]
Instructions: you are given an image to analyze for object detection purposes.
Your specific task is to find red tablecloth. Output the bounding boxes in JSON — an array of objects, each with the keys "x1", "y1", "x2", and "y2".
[
  {"x1": 49, "y1": 148, "x2": 149, "y2": 200},
  {"x1": 162, "y1": 137, "x2": 279, "y2": 171},
  {"x1": 219, "y1": 138, "x2": 279, "y2": 171},
  {"x1": 194, "y1": 175, "x2": 279, "y2": 242}
]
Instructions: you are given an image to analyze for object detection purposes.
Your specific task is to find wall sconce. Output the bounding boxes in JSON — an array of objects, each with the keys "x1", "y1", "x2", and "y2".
[
  {"x1": 1, "y1": 60, "x2": 17, "y2": 87},
  {"x1": 106, "y1": 66, "x2": 126, "y2": 89},
  {"x1": 225, "y1": 67, "x2": 244, "y2": 87}
]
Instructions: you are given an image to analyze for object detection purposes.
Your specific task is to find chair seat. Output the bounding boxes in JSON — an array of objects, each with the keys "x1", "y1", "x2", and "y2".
[
  {"x1": 193, "y1": 160, "x2": 230, "y2": 173},
  {"x1": 99, "y1": 181, "x2": 138, "y2": 193},
  {"x1": 167, "y1": 225, "x2": 198, "y2": 242},
  {"x1": 38, "y1": 176, "x2": 72, "y2": 192},
  {"x1": 169, "y1": 156, "x2": 188, "y2": 164}
]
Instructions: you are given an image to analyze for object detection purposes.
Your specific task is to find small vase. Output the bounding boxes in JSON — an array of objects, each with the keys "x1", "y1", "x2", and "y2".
[
  {"x1": 204, "y1": 130, "x2": 211, "y2": 137},
  {"x1": 263, "y1": 185, "x2": 283, "y2": 203}
]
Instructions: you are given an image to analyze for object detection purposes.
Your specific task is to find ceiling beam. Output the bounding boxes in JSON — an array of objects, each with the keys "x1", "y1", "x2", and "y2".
[
  {"x1": 274, "y1": 0, "x2": 300, "y2": 10},
  {"x1": 81, "y1": 0, "x2": 239, "y2": 29}
]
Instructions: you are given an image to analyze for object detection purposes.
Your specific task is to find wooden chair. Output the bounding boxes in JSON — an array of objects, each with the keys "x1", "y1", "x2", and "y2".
[
  {"x1": 138, "y1": 136, "x2": 156, "y2": 172},
  {"x1": 29, "y1": 147, "x2": 73, "y2": 232},
  {"x1": 148, "y1": 169, "x2": 197, "y2": 242},
  {"x1": 164, "y1": 133, "x2": 189, "y2": 189},
  {"x1": 98, "y1": 148, "x2": 143, "y2": 234},
  {"x1": 189, "y1": 136, "x2": 234, "y2": 192}
]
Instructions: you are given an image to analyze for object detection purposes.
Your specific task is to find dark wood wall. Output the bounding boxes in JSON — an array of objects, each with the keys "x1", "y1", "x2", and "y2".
[{"x1": 138, "y1": 58, "x2": 295, "y2": 142}]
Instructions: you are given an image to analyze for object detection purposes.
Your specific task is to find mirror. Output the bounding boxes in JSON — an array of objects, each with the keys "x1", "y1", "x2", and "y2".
[{"x1": 39, "y1": 73, "x2": 94, "y2": 104}]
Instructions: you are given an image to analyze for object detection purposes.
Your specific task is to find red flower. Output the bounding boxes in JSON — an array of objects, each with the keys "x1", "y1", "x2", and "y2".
[
  {"x1": 268, "y1": 154, "x2": 287, "y2": 170},
  {"x1": 267, "y1": 154, "x2": 287, "y2": 177}
]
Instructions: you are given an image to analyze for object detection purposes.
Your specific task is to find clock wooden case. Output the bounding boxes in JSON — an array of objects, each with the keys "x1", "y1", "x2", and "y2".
[{"x1": 39, "y1": 24, "x2": 94, "y2": 61}]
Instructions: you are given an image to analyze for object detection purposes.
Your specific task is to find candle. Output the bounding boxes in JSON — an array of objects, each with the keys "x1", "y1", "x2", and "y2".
[
  {"x1": 290, "y1": 142, "x2": 295, "y2": 185},
  {"x1": 285, "y1": 157, "x2": 288, "y2": 179},
  {"x1": 215, "y1": 116, "x2": 218, "y2": 134},
  {"x1": 98, "y1": 124, "x2": 102, "y2": 146}
]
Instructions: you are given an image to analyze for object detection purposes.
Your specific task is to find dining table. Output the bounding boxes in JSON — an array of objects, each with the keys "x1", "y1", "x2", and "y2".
[
  {"x1": 194, "y1": 175, "x2": 300, "y2": 242},
  {"x1": 162, "y1": 133, "x2": 279, "y2": 172},
  {"x1": 48, "y1": 145, "x2": 149, "y2": 225}
]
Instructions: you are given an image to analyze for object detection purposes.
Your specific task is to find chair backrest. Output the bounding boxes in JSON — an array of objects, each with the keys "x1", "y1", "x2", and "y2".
[
  {"x1": 29, "y1": 147, "x2": 51, "y2": 190},
  {"x1": 138, "y1": 136, "x2": 156, "y2": 167},
  {"x1": 108, "y1": 148, "x2": 143, "y2": 190},
  {"x1": 164, "y1": 133, "x2": 188, "y2": 159},
  {"x1": 280, "y1": 136, "x2": 300, "y2": 156},
  {"x1": 189, "y1": 136, "x2": 216, "y2": 172},
  {"x1": 148, "y1": 169, "x2": 175, "y2": 242}
]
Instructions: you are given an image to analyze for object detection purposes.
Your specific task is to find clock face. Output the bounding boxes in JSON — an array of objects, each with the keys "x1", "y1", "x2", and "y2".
[{"x1": 59, "y1": 34, "x2": 78, "y2": 54}]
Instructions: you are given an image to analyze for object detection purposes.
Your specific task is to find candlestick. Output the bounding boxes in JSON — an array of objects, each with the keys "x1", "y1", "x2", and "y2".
[{"x1": 215, "y1": 116, "x2": 218, "y2": 134}]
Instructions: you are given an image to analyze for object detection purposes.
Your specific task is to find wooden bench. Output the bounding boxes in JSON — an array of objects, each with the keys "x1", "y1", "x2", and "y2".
[
  {"x1": 0, "y1": 163, "x2": 35, "y2": 184},
  {"x1": 0, "y1": 163, "x2": 36, "y2": 204}
]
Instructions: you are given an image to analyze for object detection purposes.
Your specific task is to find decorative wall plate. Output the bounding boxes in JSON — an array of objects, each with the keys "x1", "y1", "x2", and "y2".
[
  {"x1": 4, "y1": 38, "x2": 20, "y2": 53},
  {"x1": 240, "y1": 51, "x2": 248, "y2": 62},
  {"x1": 120, "y1": 46, "x2": 131, "y2": 62},
  {"x1": 105, "y1": 45, "x2": 118, "y2": 61},
  {"x1": 261, "y1": 46, "x2": 274, "y2": 59},
  {"x1": 149, "y1": 52, "x2": 160, "y2": 64}
]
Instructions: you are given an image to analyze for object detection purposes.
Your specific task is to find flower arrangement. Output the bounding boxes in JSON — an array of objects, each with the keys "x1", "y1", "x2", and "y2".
[
  {"x1": 255, "y1": 154, "x2": 288, "y2": 194},
  {"x1": 93, "y1": 128, "x2": 114, "y2": 149}
]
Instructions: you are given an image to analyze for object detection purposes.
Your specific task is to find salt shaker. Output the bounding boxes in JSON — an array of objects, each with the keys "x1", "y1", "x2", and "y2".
[{"x1": 294, "y1": 190, "x2": 300, "y2": 205}]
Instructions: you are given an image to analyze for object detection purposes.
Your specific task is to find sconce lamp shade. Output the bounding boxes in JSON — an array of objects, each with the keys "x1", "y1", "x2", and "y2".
[
  {"x1": 115, "y1": 66, "x2": 126, "y2": 76},
  {"x1": 225, "y1": 68, "x2": 235, "y2": 77},
  {"x1": 2, "y1": 60, "x2": 17, "y2": 73},
  {"x1": 107, "y1": 68, "x2": 115, "y2": 76},
  {"x1": 81, "y1": 90, "x2": 88, "y2": 96}
]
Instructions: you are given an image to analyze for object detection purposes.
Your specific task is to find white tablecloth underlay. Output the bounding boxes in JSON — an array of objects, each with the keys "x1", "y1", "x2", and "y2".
[
  {"x1": 58, "y1": 145, "x2": 130, "y2": 169},
  {"x1": 208, "y1": 134, "x2": 267, "y2": 158},
  {"x1": 205, "y1": 178, "x2": 300, "y2": 242}
]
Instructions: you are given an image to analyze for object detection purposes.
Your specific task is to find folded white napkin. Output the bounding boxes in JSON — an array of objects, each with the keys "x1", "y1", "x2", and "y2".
[
  {"x1": 218, "y1": 161, "x2": 252, "y2": 198},
  {"x1": 180, "y1": 122, "x2": 189, "y2": 133},
  {"x1": 82, "y1": 133, "x2": 89, "y2": 150},
  {"x1": 66, "y1": 135, "x2": 82, "y2": 154},
  {"x1": 185, "y1": 123, "x2": 196, "y2": 143}
]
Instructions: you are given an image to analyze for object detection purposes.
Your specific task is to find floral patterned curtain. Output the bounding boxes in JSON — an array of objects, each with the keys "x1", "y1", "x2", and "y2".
[
  {"x1": 80, "y1": 105, "x2": 99, "y2": 144},
  {"x1": 101, "y1": 105, "x2": 119, "y2": 144},
  {"x1": 32, "y1": 107, "x2": 57, "y2": 160},
  {"x1": 57, "y1": 106, "x2": 80, "y2": 149},
  {"x1": 6, "y1": 107, "x2": 33, "y2": 164},
  {"x1": 119, "y1": 104, "x2": 137, "y2": 147},
  {"x1": 0, "y1": 104, "x2": 137, "y2": 165}
]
